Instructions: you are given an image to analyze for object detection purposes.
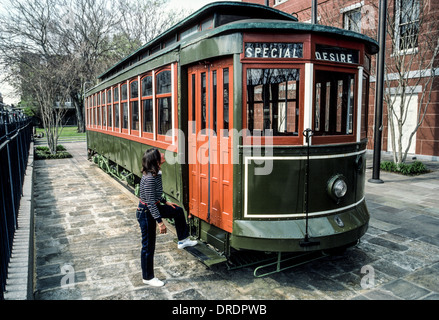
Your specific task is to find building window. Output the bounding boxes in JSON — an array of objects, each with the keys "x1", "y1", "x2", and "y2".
[
  {"x1": 344, "y1": 8, "x2": 361, "y2": 33},
  {"x1": 395, "y1": 0, "x2": 420, "y2": 52},
  {"x1": 274, "y1": 0, "x2": 287, "y2": 6}
]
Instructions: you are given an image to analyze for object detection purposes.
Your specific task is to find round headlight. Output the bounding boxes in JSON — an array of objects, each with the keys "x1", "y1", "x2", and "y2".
[
  {"x1": 327, "y1": 175, "x2": 348, "y2": 202},
  {"x1": 333, "y1": 179, "x2": 347, "y2": 198}
]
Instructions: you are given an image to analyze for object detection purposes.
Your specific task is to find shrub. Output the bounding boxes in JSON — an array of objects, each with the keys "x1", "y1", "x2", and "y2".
[
  {"x1": 380, "y1": 160, "x2": 429, "y2": 175},
  {"x1": 35, "y1": 145, "x2": 72, "y2": 160}
]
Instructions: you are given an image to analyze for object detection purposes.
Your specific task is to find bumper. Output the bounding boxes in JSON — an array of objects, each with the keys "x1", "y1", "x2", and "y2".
[{"x1": 230, "y1": 199, "x2": 369, "y2": 252}]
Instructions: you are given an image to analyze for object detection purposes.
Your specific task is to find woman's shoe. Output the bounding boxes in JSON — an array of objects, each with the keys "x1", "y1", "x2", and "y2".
[
  {"x1": 177, "y1": 238, "x2": 198, "y2": 249},
  {"x1": 143, "y1": 277, "x2": 165, "y2": 287}
]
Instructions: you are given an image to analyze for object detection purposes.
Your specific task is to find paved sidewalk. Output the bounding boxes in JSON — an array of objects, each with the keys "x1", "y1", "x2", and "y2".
[{"x1": 32, "y1": 142, "x2": 439, "y2": 300}]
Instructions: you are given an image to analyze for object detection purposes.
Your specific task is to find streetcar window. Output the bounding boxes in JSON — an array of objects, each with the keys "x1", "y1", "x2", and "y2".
[
  {"x1": 180, "y1": 25, "x2": 198, "y2": 40},
  {"x1": 121, "y1": 83, "x2": 128, "y2": 129},
  {"x1": 130, "y1": 80, "x2": 139, "y2": 131},
  {"x1": 158, "y1": 97, "x2": 171, "y2": 135},
  {"x1": 223, "y1": 68, "x2": 229, "y2": 137},
  {"x1": 201, "y1": 72, "x2": 207, "y2": 134},
  {"x1": 156, "y1": 71, "x2": 171, "y2": 94},
  {"x1": 122, "y1": 102, "x2": 128, "y2": 129},
  {"x1": 143, "y1": 100, "x2": 153, "y2": 133},
  {"x1": 200, "y1": 17, "x2": 214, "y2": 31},
  {"x1": 142, "y1": 76, "x2": 153, "y2": 134},
  {"x1": 114, "y1": 87, "x2": 119, "y2": 129},
  {"x1": 121, "y1": 83, "x2": 127, "y2": 101},
  {"x1": 130, "y1": 80, "x2": 138, "y2": 99},
  {"x1": 313, "y1": 70, "x2": 355, "y2": 136},
  {"x1": 212, "y1": 70, "x2": 217, "y2": 135},
  {"x1": 113, "y1": 87, "x2": 119, "y2": 102},
  {"x1": 101, "y1": 92, "x2": 106, "y2": 127},
  {"x1": 142, "y1": 76, "x2": 152, "y2": 97},
  {"x1": 107, "y1": 89, "x2": 112, "y2": 128},
  {"x1": 246, "y1": 68, "x2": 300, "y2": 136},
  {"x1": 156, "y1": 70, "x2": 172, "y2": 135},
  {"x1": 191, "y1": 74, "x2": 196, "y2": 134}
]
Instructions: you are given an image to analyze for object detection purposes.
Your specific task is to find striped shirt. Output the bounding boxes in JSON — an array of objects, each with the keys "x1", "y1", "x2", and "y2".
[{"x1": 139, "y1": 171, "x2": 166, "y2": 223}]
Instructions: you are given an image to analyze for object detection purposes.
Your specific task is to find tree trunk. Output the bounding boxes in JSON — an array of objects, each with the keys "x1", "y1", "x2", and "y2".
[{"x1": 72, "y1": 93, "x2": 85, "y2": 133}]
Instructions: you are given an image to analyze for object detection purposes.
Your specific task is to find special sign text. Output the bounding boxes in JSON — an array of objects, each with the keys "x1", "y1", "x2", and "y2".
[{"x1": 244, "y1": 42, "x2": 303, "y2": 59}]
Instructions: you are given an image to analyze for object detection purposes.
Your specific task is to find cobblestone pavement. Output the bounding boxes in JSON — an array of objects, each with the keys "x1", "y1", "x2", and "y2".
[{"x1": 33, "y1": 142, "x2": 439, "y2": 300}]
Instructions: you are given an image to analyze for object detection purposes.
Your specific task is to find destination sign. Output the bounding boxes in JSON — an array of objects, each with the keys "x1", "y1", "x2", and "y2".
[
  {"x1": 315, "y1": 45, "x2": 359, "y2": 64},
  {"x1": 244, "y1": 42, "x2": 303, "y2": 59}
]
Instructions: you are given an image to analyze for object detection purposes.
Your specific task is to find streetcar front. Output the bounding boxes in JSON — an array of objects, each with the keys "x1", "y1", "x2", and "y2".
[{"x1": 230, "y1": 28, "x2": 377, "y2": 253}]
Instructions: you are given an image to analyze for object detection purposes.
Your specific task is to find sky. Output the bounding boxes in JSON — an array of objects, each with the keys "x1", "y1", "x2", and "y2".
[
  {"x1": 169, "y1": 0, "x2": 240, "y2": 12},
  {"x1": 0, "y1": 0, "x2": 241, "y2": 105}
]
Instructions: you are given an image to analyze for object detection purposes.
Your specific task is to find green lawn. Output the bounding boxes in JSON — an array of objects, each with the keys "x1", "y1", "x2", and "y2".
[{"x1": 35, "y1": 126, "x2": 86, "y2": 138}]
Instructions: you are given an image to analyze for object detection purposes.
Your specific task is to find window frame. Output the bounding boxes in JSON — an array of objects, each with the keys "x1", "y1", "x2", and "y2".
[
  {"x1": 113, "y1": 85, "x2": 120, "y2": 131},
  {"x1": 311, "y1": 64, "x2": 358, "y2": 145},
  {"x1": 141, "y1": 73, "x2": 154, "y2": 139},
  {"x1": 106, "y1": 88, "x2": 112, "y2": 130},
  {"x1": 129, "y1": 77, "x2": 140, "y2": 136},
  {"x1": 394, "y1": 0, "x2": 420, "y2": 54},
  {"x1": 121, "y1": 81, "x2": 129, "y2": 133},
  {"x1": 343, "y1": 7, "x2": 362, "y2": 33},
  {"x1": 242, "y1": 63, "x2": 305, "y2": 146},
  {"x1": 155, "y1": 67, "x2": 174, "y2": 143}
]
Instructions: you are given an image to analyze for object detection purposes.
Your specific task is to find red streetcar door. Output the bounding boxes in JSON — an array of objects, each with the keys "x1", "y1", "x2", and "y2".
[{"x1": 188, "y1": 58, "x2": 233, "y2": 233}]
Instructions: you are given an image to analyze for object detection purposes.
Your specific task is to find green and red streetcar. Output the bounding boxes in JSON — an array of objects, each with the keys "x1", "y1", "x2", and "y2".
[{"x1": 85, "y1": 1, "x2": 378, "y2": 273}]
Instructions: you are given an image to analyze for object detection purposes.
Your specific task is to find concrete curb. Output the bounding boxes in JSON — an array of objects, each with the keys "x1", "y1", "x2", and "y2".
[{"x1": 4, "y1": 143, "x2": 35, "y2": 300}]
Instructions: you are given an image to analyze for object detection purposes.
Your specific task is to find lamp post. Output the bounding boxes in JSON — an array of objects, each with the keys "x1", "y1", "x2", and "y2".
[{"x1": 369, "y1": 0, "x2": 387, "y2": 184}]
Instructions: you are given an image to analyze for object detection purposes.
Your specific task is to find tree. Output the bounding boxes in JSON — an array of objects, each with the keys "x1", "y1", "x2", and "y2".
[
  {"x1": 0, "y1": 0, "x2": 188, "y2": 135},
  {"x1": 0, "y1": 0, "x2": 77, "y2": 154},
  {"x1": 383, "y1": 0, "x2": 439, "y2": 164},
  {"x1": 295, "y1": 0, "x2": 438, "y2": 164}
]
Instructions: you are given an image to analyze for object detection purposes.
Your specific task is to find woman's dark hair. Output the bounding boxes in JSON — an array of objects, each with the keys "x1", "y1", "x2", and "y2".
[{"x1": 142, "y1": 148, "x2": 161, "y2": 175}]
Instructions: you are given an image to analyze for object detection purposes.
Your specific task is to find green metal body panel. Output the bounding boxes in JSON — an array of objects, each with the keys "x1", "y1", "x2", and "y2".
[
  {"x1": 180, "y1": 34, "x2": 242, "y2": 65},
  {"x1": 230, "y1": 141, "x2": 369, "y2": 252},
  {"x1": 87, "y1": 131, "x2": 183, "y2": 204}
]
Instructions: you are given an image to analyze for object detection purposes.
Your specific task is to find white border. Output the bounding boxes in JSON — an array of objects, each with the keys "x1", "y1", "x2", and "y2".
[
  {"x1": 303, "y1": 63, "x2": 314, "y2": 145},
  {"x1": 243, "y1": 150, "x2": 366, "y2": 218}
]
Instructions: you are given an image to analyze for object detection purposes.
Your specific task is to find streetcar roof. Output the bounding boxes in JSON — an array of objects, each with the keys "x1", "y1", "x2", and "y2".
[
  {"x1": 97, "y1": 1, "x2": 297, "y2": 81},
  {"x1": 96, "y1": 1, "x2": 378, "y2": 84}
]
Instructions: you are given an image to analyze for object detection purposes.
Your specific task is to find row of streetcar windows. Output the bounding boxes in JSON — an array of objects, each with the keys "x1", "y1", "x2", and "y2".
[
  {"x1": 86, "y1": 68, "x2": 173, "y2": 139},
  {"x1": 88, "y1": 65, "x2": 369, "y2": 144}
]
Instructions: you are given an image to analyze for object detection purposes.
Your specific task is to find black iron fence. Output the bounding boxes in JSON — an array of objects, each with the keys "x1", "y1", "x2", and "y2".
[{"x1": 0, "y1": 104, "x2": 33, "y2": 300}]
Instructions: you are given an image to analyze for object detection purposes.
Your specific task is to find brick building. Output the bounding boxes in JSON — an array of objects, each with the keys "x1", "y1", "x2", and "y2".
[{"x1": 243, "y1": 0, "x2": 439, "y2": 160}]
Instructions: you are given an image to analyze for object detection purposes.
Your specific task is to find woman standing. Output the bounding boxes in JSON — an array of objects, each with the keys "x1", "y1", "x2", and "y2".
[{"x1": 136, "y1": 148, "x2": 197, "y2": 287}]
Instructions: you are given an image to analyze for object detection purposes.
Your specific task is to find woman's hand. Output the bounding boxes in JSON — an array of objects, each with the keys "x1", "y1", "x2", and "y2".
[
  {"x1": 166, "y1": 201, "x2": 177, "y2": 209},
  {"x1": 158, "y1": 222, "x2": 167, "y2": 234}
]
